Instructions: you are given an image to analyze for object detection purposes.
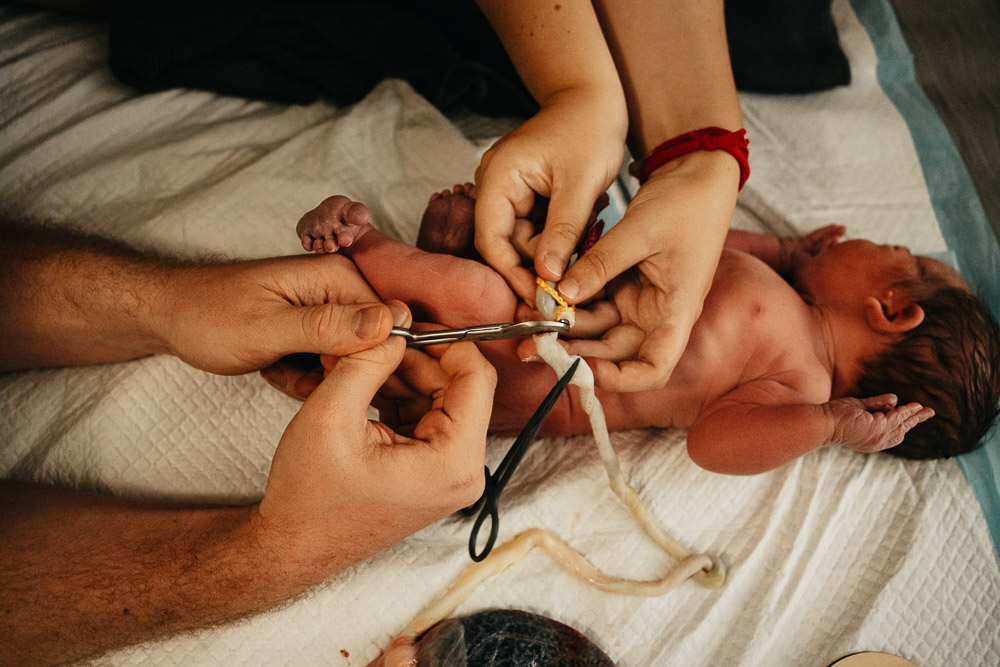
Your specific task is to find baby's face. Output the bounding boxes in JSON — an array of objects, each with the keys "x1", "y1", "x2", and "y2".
[{"x1": 796, "y1": 239, "x2": 968, "y2": 306}]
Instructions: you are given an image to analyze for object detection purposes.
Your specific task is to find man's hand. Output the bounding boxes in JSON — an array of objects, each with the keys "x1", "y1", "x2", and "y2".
[
  {"x1": 253, "y1": 336, "x2": 496, "y2": 570},
  {"x1": 159, "y1": 253, "x2": 407, "y2": 376},
  {"x1": 0, "y1": 224, "x2": 403, "y2": 374},
  {"x1": 826, "y1": 394, "x2": 935, "y2": 453}
]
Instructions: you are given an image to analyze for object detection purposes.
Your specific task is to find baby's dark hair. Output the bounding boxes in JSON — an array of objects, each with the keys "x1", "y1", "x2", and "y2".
[{"x1": 855, "y1": 275, "x2": 1000, "y2": 459}]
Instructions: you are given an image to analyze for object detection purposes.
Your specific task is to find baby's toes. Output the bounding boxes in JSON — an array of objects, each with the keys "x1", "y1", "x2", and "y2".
[
  {"x1": 343, "y1": 201, "x2": 371, "y2": 227},
  {"x1": 332, "y1": 224, "x2": 355, "y2": 248}
]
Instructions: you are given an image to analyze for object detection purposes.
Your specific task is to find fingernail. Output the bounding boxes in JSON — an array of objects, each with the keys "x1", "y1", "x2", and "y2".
[
  {"x1": 387, "y1": 300, "x2": 410, "y2": 327},
  {"x1": 559, "y1": 278, "x2": 579, "y2": 301},
  {"x1": 353, "y1": 305, "x2": 384, "y2": 339},
  {"x1": 541, "y1": 253, "x2": 564, "y2": 280}
]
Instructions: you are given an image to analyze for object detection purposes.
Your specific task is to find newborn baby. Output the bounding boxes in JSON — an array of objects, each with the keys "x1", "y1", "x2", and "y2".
[{"x1": 293, "y1": 186, "x2": 1000, "y2": 474}]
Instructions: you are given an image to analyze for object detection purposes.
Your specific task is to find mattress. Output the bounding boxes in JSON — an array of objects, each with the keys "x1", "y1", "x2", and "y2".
[{"x1": 1, "y1": 0, "x2": 998, "y2": 665}]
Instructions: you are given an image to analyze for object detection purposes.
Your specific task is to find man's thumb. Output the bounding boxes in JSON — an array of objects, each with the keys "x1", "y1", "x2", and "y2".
[
  {"x1": 306, "y1": 335, "x2": 407, "y2": 426},
  {"x1": 292, "y1": 300, "x2": 410, "y2": 357}
]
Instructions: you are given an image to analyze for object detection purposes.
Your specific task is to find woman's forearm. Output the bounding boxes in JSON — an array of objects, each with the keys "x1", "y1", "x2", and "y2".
[
  {"x1": 593, "y1": 0, "x2": 743, "y2": 156},
  {"x1": 476, "y1": 0, "x2": 625, "y2": 113}
]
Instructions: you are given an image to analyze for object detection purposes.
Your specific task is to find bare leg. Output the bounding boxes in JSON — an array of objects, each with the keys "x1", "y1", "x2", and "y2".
[
  {"x1": 339, "y1": 196, "x2": 515, "y2": 329},
  {"x1": 415, "y1": 183, "x2": 480, "y2": 259}
]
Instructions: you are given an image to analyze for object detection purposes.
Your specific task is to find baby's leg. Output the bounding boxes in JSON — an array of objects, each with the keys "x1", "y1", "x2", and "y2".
[
  {"x1": 415, "y1": 183, "x2": 479, "y2": 259},
  {"x1": 343, "y1": 205, "x2": 516, "y2": 329},
  {"x1": 297, "y1": 195, "x2": 372, "y2": 253}
]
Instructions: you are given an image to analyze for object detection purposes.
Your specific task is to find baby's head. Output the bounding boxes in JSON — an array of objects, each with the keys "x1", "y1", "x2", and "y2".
[{"x1": 855, "y1": 273, "x2": 1000, "y2": 459}]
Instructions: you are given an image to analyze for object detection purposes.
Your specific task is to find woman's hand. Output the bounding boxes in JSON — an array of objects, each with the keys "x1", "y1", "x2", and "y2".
[
  {"x1": 525, "y1": 151, "x2": 741, "y2": 392},
  {"x1": 474, "y1": 85, "x2": 627, "y2": 302}
]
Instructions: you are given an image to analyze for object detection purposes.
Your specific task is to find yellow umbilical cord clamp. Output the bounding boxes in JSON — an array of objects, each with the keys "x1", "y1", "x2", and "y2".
[{"x1": 536, "y1": 276, "x2": 574, "y2": 323}]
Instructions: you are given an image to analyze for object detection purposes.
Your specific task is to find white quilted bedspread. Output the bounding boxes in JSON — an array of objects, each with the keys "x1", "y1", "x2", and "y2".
[{"x1": 1, "y1": 2, "x2": 997, "y2": 665}]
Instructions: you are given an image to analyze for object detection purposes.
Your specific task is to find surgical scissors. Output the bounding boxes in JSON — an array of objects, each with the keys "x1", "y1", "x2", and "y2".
[
  {"x1": 391, "y1": 320, "x2": 569, "y2": 347},
  {"x1": 463, "y1": 358, "x2": 581, "y2": 562}
]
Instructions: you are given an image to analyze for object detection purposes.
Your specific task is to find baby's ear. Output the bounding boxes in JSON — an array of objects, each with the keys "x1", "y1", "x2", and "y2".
[{"x1": 864, "y1": 291, "x2": 925, "y2": 333}]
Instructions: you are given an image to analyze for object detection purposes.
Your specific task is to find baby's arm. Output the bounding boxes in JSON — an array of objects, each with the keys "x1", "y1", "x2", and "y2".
[
  {"x1": 687, "y1": 379, "x2": 934, "y2": 474},
  {"x1": 724, "y1": 226, "x2": 845, "y2": 278}
]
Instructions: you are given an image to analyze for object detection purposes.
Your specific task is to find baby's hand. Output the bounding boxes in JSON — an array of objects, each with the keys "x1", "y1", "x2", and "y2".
[
  {"x1": 779, "y1": 224, "x2": 845, "y2": 277},
  {"x1": 296, "y1": 195, "x2": 372, "y2": 253},
  {"x1": 826, "y1": 393, "x2": 934, "y2": 454}
]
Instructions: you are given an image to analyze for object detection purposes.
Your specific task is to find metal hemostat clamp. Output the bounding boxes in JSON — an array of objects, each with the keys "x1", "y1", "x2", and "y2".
[{"x1": 390, "y1": 320, "x2": 570, "y2": 347}]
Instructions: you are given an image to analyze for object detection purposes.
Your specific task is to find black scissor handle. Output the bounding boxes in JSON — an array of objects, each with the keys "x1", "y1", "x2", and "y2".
[
  {"x1": 462, "y1": 359, "x2": 581, "y2": 562},
  {"x1": 468, "y1": 474, "x2": 500, "y2": 562},
  {"x1": 460, "y1": 466, "x2": 490, "y2": 517}
]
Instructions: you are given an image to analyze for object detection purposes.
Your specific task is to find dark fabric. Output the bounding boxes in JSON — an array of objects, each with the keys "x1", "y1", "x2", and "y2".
[
  {"x1": 725, "y1": 0, "x2": 851, "y2": 93},
  {"x1": 107, "y1": 0, "x2": 537, "y2": 117},
  {"x1": 108, "y1": 0, "x2": 850, "y2": 117}
]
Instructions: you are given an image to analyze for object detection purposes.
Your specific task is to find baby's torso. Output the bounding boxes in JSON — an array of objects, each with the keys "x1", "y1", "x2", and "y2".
[{"x1": 609, "y1": 249, "x2": 833, "y2": 431}]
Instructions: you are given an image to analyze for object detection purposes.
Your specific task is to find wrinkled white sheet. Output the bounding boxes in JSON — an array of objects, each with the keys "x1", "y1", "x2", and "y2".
[{"x1": 1, "y1": 1, "x2": 997, "y2": 665}]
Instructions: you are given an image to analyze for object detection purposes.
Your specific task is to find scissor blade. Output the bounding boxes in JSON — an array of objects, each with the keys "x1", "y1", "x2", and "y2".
[{"x1": 493, "y1": 358, "x2": 581, "y2": 489}]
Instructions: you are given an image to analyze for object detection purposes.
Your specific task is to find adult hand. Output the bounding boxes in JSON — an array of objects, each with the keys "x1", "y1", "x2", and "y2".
[
  {"x1": 158, "y1": 253, "x2": 407, "y2": 376},
  {"x1": 474, "y1": 86, "x2": 627, "y2": 302},
  {"x1": 253, "y1": 336, "x2": 496, "y2": 570},
  {"x1": 522, "y1": 151, "x2": 741, "y2": 392}
]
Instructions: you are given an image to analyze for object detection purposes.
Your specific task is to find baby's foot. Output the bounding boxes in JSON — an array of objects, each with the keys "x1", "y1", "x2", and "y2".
[
  {"x1": 296, "y1": 195, "x2": 373, "y2": 253},
  {"x1": 416, "y1": 183, "x2": 478, "y2": 259}
]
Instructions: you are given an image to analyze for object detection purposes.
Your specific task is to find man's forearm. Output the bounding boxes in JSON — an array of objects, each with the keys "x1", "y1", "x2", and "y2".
[
  {"x1": 593, "y1": 0, "x2": 742, "y2": 157},
  {"x1": 0, "y1": 481, "x2": 328, "y2": 666},
  {"x1": 0, "y1": 223, "x2": 172, "y2": 370}
]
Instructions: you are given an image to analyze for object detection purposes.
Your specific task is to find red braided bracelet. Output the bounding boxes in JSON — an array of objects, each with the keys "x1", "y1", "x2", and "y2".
[{"x1": 629, "y1": 126, "x2": 750, "y2": 189}]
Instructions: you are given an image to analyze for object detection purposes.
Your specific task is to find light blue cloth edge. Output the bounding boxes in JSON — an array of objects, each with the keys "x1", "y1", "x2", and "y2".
[{"x1": 850, "y1": 0, "x2": 1000, "y2": 562}]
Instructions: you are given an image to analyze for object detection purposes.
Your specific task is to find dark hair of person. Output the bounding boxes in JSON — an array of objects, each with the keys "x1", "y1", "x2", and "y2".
[{"x1": 855, "y1": 276, "x2": 1000, "y2": 459}]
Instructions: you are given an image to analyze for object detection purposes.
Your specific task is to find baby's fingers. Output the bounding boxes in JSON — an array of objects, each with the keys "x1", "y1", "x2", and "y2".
[
  {"x1": 872, "y1": 402, "x2": 934, "y2": 453},
  {"x1": 859, "y1": 393, "x2": 899, "y2": 412},
  {"x1": 893, "y1": 402, "x2": 935, "y2": 429},
  {"x1": 806, "y1": 224, "x2": 846, "y2": 246}
]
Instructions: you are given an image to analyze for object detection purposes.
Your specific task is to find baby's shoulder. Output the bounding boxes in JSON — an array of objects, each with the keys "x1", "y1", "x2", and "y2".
[
  {"x1": 709, "y1": 251, "x2": 830, "y2": 394},
  {"x1": 708, "y1": 250, "x2": 805, "y2": 319}
]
